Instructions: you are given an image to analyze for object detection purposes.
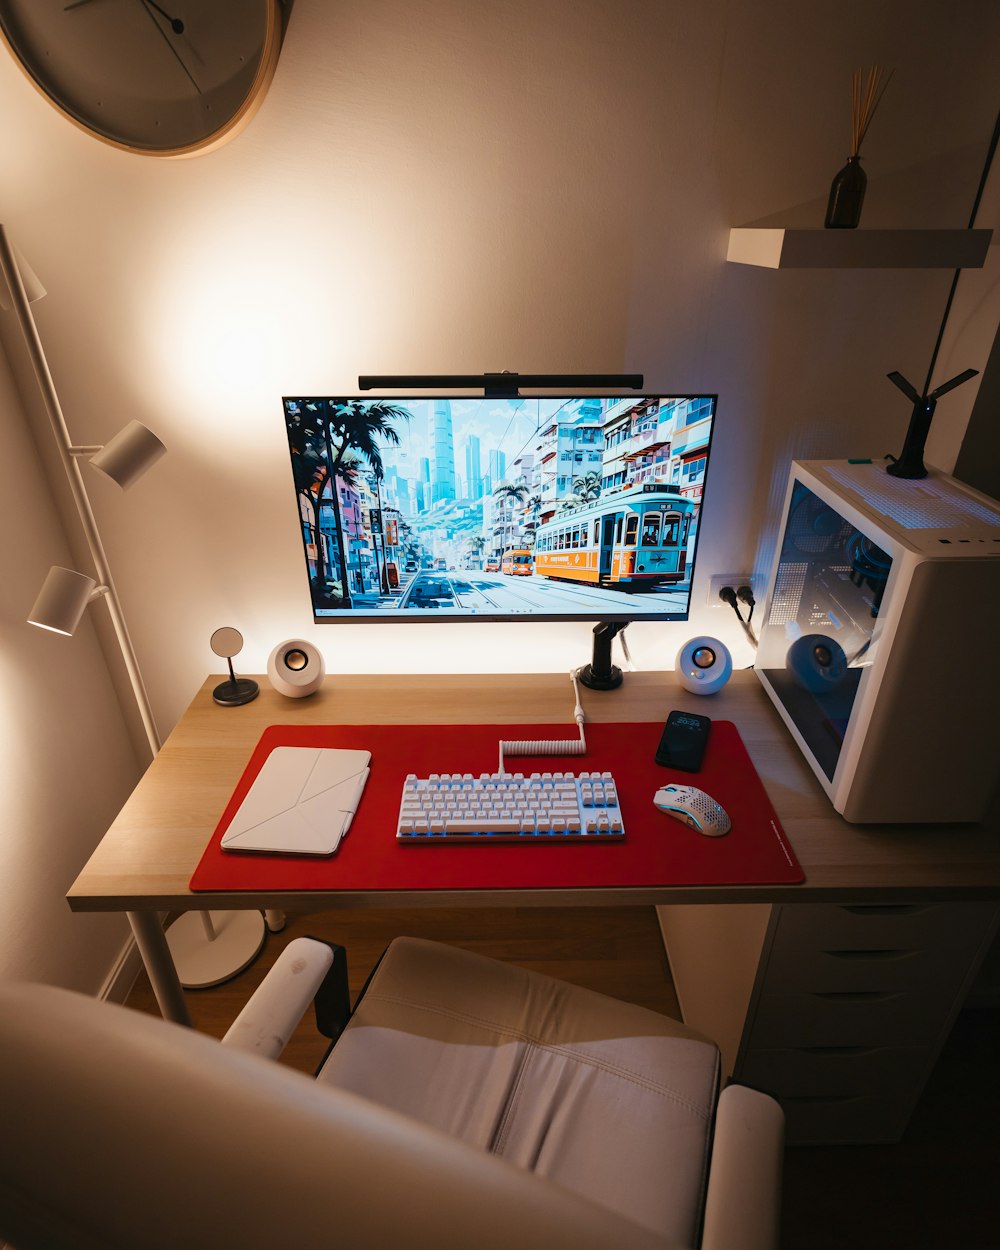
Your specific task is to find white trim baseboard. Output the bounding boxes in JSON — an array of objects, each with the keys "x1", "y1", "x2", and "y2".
[{"x1": 98, "y1": 932, "x2": 144, "y2": 1005}]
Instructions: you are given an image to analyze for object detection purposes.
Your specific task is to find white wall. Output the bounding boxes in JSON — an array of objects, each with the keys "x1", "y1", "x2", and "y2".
[{"x1": 0, "y1": 0, "x2": 997, "y2": 985}]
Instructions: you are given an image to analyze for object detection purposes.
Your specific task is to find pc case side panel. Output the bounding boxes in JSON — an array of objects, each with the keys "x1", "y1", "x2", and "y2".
[
  {"x1": 842, "y1": 558, "x2": 1000, "y2": 823},
  {"x1": 754, "y1": 467, "x2": 836, "y2": 801},
  {"x1": 755, "y1": 462, "x2": 899, "y2": 811}
]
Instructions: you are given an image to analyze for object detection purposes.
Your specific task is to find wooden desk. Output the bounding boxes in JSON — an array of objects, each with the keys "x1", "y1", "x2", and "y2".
[{"x1": 68, "y1": 671, "x2": 1000, "y2": 1039}]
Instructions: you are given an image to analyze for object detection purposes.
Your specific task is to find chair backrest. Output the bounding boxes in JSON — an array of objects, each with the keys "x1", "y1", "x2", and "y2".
[{"x1": 0, "y1": 982, "x2": 677, "y2": 1250}]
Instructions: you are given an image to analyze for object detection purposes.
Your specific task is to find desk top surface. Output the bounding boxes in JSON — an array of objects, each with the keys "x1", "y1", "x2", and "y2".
[{"x1": 67, "y1": 671, "x2": 1000, "y2": 912}]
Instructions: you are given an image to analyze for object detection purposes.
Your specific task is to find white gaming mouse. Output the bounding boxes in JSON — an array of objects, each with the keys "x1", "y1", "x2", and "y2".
[{"x1": 653, "y1": 784, "x2": 731, "y2": 836}]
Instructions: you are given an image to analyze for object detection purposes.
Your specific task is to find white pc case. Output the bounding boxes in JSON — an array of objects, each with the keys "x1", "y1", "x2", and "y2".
[{"x1": 755, "y1": 460, "x2": 1000, "y2": 823}]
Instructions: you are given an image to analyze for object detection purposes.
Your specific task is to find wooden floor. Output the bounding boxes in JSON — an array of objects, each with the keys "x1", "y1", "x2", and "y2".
[{"x1": 125, "y1": 909, "x2": 999, "y2": 1249}]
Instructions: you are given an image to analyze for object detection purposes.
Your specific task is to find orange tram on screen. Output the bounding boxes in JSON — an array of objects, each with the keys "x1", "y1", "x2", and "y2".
[
  {"x1": 533, "y1": 484, "x2": 696, "y2": 588},
  {"x1": 501, "y1": 548, "x2": 534, "y2": 575}
]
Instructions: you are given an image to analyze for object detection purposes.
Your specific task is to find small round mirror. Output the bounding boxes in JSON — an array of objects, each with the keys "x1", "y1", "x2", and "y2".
[
  {"x1": 211, "y1": 626, "x2": 259, "y2": 707},
  {"x1": 211, "y1": 626, "x2": 244, "y2": 659}
]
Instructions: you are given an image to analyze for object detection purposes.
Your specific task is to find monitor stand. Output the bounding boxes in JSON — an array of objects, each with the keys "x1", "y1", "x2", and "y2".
[{"x1": 578, "y1": 621, "x2": 627, "y2": 690}]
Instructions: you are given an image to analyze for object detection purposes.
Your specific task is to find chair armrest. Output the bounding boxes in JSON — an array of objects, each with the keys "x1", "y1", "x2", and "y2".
[
  {"x1": 700, "y1": 1084, "x2": 784, "y2": 1250},
  {"x1": 221, "y1": 937, "x2": 335, "y2": 1059}
]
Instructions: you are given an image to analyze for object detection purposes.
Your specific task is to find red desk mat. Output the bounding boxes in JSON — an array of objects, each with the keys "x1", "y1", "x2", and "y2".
[{"x1": 189, "y1": 721, "x2": 803, "y2": 893}]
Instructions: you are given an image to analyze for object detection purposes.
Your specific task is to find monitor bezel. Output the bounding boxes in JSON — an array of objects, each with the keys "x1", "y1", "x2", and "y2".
[{"x1": 282, "y1": 392, "x2": 718, "y2": 626}]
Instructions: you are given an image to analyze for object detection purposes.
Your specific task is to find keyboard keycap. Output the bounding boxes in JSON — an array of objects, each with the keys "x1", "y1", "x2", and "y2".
[{"x1": 396, "y1": 770, "x2": 625, "y2": 845}]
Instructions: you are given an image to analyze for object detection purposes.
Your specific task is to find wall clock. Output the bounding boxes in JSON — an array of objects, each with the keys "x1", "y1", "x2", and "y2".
[{"x1": 0, "y1": 0, "x2": 284, "y2": 158}]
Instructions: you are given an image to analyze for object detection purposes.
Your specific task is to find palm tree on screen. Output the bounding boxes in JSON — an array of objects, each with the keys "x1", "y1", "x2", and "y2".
[
  {"x1": 466, "y1": 533, "x2": 487, "y2": 568},
  {"x1": 286, "y1": 402, "x2": 335, "y2": 586},
  {"x1": 493, "y1": 481, "x2": 528, "y2": 507},
  {"x1": 317, "y1": 399, "x2": 412, "y2": 607},
  {"x1": 492, "y1": 481, "x2": 528, "y2": 546},
  {"x1": 572, "y1": 471, "x2": 601, "y2": 505}
]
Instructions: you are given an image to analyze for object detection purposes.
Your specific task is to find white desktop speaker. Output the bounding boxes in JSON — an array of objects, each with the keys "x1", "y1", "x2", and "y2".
[
  {"x1": 267, "y1": 639, "x2": 325, "y2": 698},
  {"x1": 675, "y1": 636, "x2": 733, "y2": 695}
]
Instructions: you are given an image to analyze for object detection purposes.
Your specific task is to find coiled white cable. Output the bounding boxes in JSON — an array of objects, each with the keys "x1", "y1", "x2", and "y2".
[
  {"x1": 498, "y1": 669, "x2": 587, "y2": 773},
  {"x1": 618, "y1": 624, "x2": 635, "y2": 671}
]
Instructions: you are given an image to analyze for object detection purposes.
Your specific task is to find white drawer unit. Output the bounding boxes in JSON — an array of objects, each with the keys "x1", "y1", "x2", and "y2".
[{"x1": 658, "y1": 900, "x2": 999, "y2": 1145}]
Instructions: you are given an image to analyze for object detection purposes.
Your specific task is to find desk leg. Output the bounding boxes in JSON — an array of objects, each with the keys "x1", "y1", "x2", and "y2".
[{"x1": 127, "y1": 911, "x2": 192, "y2": 1026}]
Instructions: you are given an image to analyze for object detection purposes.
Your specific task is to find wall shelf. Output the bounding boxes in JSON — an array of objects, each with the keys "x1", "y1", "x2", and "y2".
[{"x1": 726, "y1": 227, "x2": 993, "y2": 270}]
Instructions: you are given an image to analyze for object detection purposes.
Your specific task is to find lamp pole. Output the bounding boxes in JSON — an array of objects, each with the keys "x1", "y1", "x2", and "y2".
[
  {"x1": 0, "y1": 226, "x2": 160, "y2": 758},
  {"x1": 3, "y1": 225, "x2": 269, "y2": 1021}
]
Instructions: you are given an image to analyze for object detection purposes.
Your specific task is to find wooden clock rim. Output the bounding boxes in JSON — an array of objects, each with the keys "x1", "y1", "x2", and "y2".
[{"x1": 0, "y1": 0, "x2": 284, "y2": 159}]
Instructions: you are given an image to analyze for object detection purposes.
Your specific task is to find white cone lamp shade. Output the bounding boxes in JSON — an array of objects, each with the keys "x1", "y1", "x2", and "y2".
[
  {"x1": 90, "y1": 420, "x2": 166, "y2": 489},
  {"x1": 28, "y1": 566, "x2": 99, "y2": 635}
]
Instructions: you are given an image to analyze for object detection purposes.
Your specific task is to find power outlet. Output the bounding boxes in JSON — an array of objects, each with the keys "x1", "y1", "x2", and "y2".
[{"x1": 707, "y1": 573, "x2": 754, "y2": 606}]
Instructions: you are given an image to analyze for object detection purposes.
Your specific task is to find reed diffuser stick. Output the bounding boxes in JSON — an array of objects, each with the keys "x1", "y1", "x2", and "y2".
[
  {"x1": 851, "y1": 65, "x2": 894, "y2": 156},
  {"x1": 826, "y1": 65, "x2": 892, "y2": 227}
]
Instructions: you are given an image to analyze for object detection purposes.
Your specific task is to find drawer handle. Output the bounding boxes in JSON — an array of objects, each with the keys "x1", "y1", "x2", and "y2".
[
  {"x1": 811, "y1": 990, "x2": 899, "y2": 1002},
  {"x1": 824, "y1": 948, "x2": 913, "y2": 962},
  {"x1": 796, "y1": 1046, "x2": 878, "y2": 1057},
  {"x1": 841, "y1": 905, "x2": 931, "y2": 916},
  {"x1": 782, "y1": 1094, "x2": 863, "y2": 1105}
]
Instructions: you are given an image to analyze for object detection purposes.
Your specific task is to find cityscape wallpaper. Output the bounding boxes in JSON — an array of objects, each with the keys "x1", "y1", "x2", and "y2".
[{"x1": 283, "y1": 394, "x2": 716, "y2": 620}]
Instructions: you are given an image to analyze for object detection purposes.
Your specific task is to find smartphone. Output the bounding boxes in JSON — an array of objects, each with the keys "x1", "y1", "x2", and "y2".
[{"x1": 654, "y1": 710, "x2": 712, "y2": 772}]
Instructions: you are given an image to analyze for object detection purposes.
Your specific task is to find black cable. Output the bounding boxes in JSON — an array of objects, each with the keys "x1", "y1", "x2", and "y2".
[
  {"x1": 720, "y1": 584, "x2": 759, "y2": 648},
  {"x1": 737, "y1": 583, "x2": 756, "y2": 624},
  {"x1": 921, "y1": 105, "x2": 1000, "y2": 396}
]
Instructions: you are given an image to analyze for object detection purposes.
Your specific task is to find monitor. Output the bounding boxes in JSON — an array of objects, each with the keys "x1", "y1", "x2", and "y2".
[{"x1": 281, "y1": 393, "x2": 717, "y2": 625}]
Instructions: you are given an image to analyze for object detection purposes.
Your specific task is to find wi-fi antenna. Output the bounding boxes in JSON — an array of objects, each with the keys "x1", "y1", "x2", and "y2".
[{"x1": 885, "y1": 367, "x2": 979, "y2": 479}]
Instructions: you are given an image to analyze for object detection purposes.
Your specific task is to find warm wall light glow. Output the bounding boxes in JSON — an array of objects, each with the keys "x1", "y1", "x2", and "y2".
[
  {"x1": 136, "y1": 172, "x2": 424, "y2": 470},
  {"x1": 129, "y1": 184, "x2": 757, "y2": 684},
  {"x1": 141, "y1": 224, "x2": 363, "y2": 458},
  {"x1": 222, "y1": 611, "x2": 756, "y2": 682}
]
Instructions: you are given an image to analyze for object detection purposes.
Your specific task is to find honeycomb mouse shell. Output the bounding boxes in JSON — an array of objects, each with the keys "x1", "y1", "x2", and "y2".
[{"x1": 653, "y1": 784, "x2": 731, "y2": 836}]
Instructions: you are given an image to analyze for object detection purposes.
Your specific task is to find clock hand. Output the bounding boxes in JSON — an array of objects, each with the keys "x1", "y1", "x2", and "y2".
[
  {"x1": 139, "y1": 0, "x2": 201, "y2": 94},
  {"x1": 66, "y1": 0, "x2": 183, "y2": 28},
  {"x1": 144, "y1": 0, "x2": 184, "y2": 35}
]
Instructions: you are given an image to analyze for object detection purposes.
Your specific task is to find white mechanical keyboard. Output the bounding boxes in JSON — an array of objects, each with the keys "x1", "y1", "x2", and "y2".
[{"x1": 396, "y1": 771, "x2": 625, "y2": 844}]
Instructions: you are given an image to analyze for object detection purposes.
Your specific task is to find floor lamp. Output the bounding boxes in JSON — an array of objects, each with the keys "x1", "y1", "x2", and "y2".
[{"x1": 0, "y1": 225, "x2": 267, "y2": 1011}]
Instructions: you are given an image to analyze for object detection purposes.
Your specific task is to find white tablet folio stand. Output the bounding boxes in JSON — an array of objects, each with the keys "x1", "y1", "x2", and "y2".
[{"x1": 222, "y1": 747, "x2": 372, "y2": 856}]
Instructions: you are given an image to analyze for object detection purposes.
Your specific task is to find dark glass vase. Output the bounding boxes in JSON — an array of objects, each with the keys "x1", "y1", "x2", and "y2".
[{"x1": 824, "y1": 155, "x2": 867, "y2": 229}]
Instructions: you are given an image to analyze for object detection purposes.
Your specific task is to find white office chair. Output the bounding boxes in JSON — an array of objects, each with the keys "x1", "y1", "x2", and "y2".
[{"x1": 0, "y1": 936, "x2": 784, "y2": 1250}]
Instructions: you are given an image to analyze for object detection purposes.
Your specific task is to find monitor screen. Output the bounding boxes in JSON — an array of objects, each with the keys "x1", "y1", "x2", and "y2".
[{"x1": 282, "y1": 394, "x2": 717, "y2": 622}]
